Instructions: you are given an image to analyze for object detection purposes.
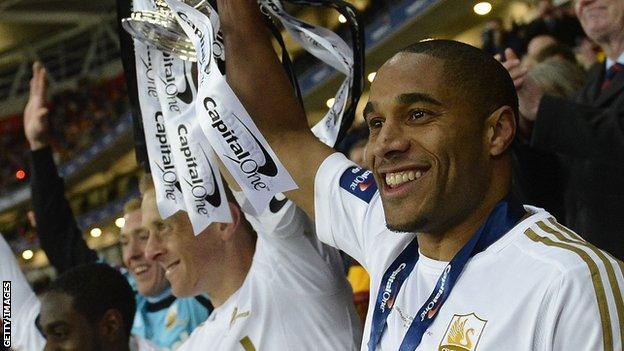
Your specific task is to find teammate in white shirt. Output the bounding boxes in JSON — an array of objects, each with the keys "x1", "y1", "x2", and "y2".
[
  {"x1": 0, "y1": 234, "x2": 45, "y2": 351},
  {"x1": 214, "y1": 1, "x2": 624, "y2": 350},
  {"x1": 141, "y1": 178, "x2": 361, "y2": 350}
]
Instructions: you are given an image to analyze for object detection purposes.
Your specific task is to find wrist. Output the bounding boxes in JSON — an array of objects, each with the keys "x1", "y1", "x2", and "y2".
[
  {"x1": 217, "y1": 0, "x2": 264, "y2": 37},
  {"x1": 28, "y1": 138, "x2": 48, "y2": 151}
]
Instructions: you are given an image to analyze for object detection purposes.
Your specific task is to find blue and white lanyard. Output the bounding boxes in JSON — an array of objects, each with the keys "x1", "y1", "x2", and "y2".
[{"x1": 368, "y1": 195, "x2": 525, "y2": 351}]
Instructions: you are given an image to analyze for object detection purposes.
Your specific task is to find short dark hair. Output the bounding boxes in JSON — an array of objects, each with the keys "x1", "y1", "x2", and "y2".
[
  {"x1": 123, "y1": 197, "x2": 142, "y2": 215},
  {"x1": 47, "y1": 263, "x2": 136, "y2": 336},
  {"x1": 399, "y1": 39, "x2": 519, "y2": 121},
  {"x1": 535, "y1": 43, "x2": 578, "y2": 64}
]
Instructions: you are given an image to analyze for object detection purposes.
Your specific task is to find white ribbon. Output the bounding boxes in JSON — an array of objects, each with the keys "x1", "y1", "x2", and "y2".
[
  {"x1": 133, "y1": 0, "x2": 185, "y2": 219},
  {"x1": 260, "y1": 0, "x2": 354, "y2": 146},
  {"x1": 154, "y1": 50, "x2": 232, "y2": 234},
  {"x1": 166, "y1": 0, "x2": 298, "y2": 215}
]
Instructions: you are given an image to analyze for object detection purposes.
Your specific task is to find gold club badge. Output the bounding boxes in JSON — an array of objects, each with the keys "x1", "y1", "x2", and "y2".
[{"x1": 439, "y1": 313, "x2": 487, "y2": 351}]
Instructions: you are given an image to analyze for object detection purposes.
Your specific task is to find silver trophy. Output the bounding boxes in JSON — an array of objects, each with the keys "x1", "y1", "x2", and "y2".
[{"x1": 122, "y1": 0, "x2": 208, "y2": 61}]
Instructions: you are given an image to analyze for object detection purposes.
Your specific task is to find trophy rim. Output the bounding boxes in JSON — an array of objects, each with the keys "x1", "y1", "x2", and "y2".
[{"x1": 122, "y1": 16, "x2": 198, "y2": 62}]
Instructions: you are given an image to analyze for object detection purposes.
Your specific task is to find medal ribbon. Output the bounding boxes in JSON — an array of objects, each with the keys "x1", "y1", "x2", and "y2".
[{"x1": 368, "y1": 195, "x2": 525, "y2": 350}]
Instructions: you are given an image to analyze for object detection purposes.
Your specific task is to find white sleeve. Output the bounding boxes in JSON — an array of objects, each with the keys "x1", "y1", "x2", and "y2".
[
  {"x1": 314, "y1": 153, "x2": 383, "y2": 268},
  {"x1": 0, "y1": 235, "x2": 45, "y2": 351},
  {"x1": 544, "y1": 261, "x2": 623, "y2": 351},
  {"x1": 232, "y1": 191, "x2": 305, "y2": 239}
]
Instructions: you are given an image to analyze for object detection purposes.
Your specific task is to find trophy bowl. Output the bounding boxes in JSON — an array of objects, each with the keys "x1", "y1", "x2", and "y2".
[{"x1": 122, "y1": 0, "x2": 209, "y2": 61}]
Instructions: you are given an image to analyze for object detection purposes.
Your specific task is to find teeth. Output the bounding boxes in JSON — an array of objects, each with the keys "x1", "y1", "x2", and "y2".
[
  {"x1": 385, "y1": 170, "x2": 424, "y2": 187},
  {"x1": 134, "y1": 265, "x2": 148, "y2": 274}
]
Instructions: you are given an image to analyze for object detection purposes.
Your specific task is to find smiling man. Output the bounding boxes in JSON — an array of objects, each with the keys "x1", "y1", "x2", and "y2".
[
  {"x1": 214, "y1": 1, "x2": 624, "y2": 350},
  {"x1": 141, "y1": 177, "x2": 361, "y2": 350},
  {"x1": 24, "y1": 62, "x2": 211, "y2": 349}
]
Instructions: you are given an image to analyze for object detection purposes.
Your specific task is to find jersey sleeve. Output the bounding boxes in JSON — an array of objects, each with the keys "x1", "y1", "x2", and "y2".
[
  {"x1": 232, "y1": 191, "x2": 305, "y2": 239},
  {"x1": 544, "y1": 257, "x2": 624, "y2": 351},
  {"x1": 314, "y1": 152, "x2": 381, "y2": 267},
  {"x1": 29, "y1": 147, "x2": 98, "y2": 273}
]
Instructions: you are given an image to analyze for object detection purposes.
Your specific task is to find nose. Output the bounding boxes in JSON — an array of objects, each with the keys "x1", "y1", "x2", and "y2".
[
  {"x1": 144, "y1": 231, "x2": 165, "y2": 263},
  {"x1": 371, "y1": 120, "x2": 410, "y2": 162}
]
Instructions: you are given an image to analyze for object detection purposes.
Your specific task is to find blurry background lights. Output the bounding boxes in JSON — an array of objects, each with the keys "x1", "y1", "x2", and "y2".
[
  {"x1": 15, "y1": 169, "x2": 26, "y2": 180},
  {"x1": 326, "y1": 98, "x2": 335, "y2": 108},
  {"x1": 473, "y1": 2, "x2": 492, "y2": 15},
  {"x1": 367, "y1": 72, "x2": 377, "y2": 83},
  {"x1": 115, "y1": 217, "x2": 126, "y2": 228},
  {"x1": 22, "y1": 249, "x2": 34, "y2": 260},
  {"x1": 90, "y1": 227, "x2": 102, "y2": 238},
  {"x1": 338, "y1": 14, "x2": 347, "y2": 23}
]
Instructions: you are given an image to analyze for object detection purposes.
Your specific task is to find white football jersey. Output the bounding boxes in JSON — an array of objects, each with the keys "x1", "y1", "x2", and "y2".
[
  {"x1": 177, "y1": 193, "x2": 362, "y2": 350},
  {"x1": 315, "y1": 153, "x2": 624, "y2": 351},
  {"x1": 0, "y1": 234, "x2": 46, "y2": 351}
]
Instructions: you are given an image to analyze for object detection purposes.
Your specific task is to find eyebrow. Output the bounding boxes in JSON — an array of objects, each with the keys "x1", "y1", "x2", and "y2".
[
  {"x1": 363, "y1": 92, "x2": 444, "y2": 119},
  {"x1": 396, "y1": 92, "x2": 443, "y2": 106},
  {"x1": 363, "y1": 102, "x2": 376, "y2": 118},
  {"x1": 44, "y1": 321, "x2": 68, "y2": 331}
]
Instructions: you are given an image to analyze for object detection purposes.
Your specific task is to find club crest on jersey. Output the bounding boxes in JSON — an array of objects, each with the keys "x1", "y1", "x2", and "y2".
[
  {"x1": 339, "y1": 166, "x2": 377, "y2": 203},
  {"x1": 165, "y1": 304, "x2": 179, "y2": 330},
  {"x1": 439, "y1": 313, "x2": 487, "y2": 351}
]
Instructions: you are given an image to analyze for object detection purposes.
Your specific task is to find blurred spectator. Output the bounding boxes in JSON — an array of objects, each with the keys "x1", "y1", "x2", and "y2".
[
  {"x1": 481, "y1": 18, "x2": 523, "y2": 57},
  {"x1": 501, "y1": 0, "x2": 624, "y2": 259},
  {"x1": 524, "y1": 0, "x2": 584, "y2": 50},
  {"x1": 524, "y1": 35, "x2": 558, "y2": 68},
  {"x1": 336, "y1": 123, "x2": 369, "y2": 167},
  {"x1": 534, "y1": 42, "x2": 580, "y2": 65},
  {"x1": 512, "y1": 56, "x2": 587, "y2": 223},
  {"x1": 528, "y1": 57, "x2": 586, "y2": 98},
  {"x1": 575, "y1": 36, "x2": 603, "y2": 70}
]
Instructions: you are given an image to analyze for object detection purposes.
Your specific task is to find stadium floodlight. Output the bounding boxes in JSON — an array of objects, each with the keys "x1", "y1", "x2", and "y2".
[
  {"x1": 473, "y1": 2, "x2": 492, "y2": 15},
  {"x1": 90, "y1": 228, "x2": 102, "y2": 238},
  {"x1": 22, "y1": 249, "x2": 34, "y2": 260},
  {"x1": 115, "y1": 217, "x2": 126, "y2": 228}
]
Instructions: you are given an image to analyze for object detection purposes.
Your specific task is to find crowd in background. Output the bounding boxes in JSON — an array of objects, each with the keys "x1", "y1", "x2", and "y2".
[
  {"x1": 2, "y1": 0, "x2": 624, "y2": 350},
  {"x1": 0, "y1": 74, "x2": 129, "y2": 191}
]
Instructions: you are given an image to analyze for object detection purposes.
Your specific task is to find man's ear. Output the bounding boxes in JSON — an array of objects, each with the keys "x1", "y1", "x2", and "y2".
[
  {"x1": 485, "y1": 106, "x2": 516, "y2": 157},
  {"x1": 218, "y1": 202, "x2": 243, "y2": 242},
  {"x1": 98, "y1": 309, "x2": 125, "y2": 341}
]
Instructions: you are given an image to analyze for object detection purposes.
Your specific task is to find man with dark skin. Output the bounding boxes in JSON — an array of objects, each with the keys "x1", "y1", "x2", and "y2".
[
  {"x1": 212, "y1": 1, "x2": 623, "y2": 349},
  {"x1": 38, "y1": 263, "x2": 158, "y2": 351}
]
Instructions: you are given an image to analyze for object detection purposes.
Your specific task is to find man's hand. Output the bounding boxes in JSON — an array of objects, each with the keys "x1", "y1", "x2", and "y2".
[
  {"x1": 24, "y1": 62, "x2": 50, "y2": 151},
  {"x1": 496, "y1": 48, "x2": 544, "y2": 135}
]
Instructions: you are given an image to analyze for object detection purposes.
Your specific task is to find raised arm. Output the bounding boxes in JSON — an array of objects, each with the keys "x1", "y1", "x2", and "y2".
[
  {"x1": 24, "y1": 62, "x2": 97, "y2": 273},
  {"x1": 215, "y1": 0, "x2": 335, "y2": 218}
]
